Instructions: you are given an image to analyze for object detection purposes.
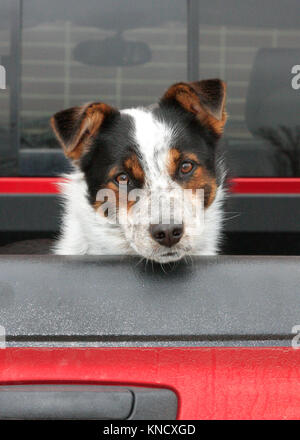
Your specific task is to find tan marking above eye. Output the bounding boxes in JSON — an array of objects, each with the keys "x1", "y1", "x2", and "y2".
[
  {"x1": 124, "y1": 154, "x2": 144, "y2": 183},
  {"x1": 108, "y1": 166, "x2": 119, "y2": 179},
  {"x1": 168, "y1": 148, "x2": 181, "y2": 176},
  {"x1": 184, "y1": 152, "x2": 198, "y2": 163}
]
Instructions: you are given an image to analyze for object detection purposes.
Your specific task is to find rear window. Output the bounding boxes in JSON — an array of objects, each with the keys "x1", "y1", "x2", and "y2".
[{"x1": 0, "y1": 0, "x2": 299, "y2": 177}]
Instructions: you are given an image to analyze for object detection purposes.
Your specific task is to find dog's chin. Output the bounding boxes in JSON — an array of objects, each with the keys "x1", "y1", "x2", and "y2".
[
  {"x1": 140, "y1": 249, "x2": 186, "y2": 264},
  {"x1": 152, "y1": 251, "x2": 184, "y2": 263},
  {"x1": 128, "y1": 239, "x2": 189, "y2": 263}
]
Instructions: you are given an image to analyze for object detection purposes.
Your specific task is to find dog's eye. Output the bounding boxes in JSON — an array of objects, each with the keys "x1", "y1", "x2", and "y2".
[
  {"x1": 115, "y1": 173, "x2": 130, "y2": 185},
  {"x1": 180, "y1": 161, "x2": 194, "y2": 175}
]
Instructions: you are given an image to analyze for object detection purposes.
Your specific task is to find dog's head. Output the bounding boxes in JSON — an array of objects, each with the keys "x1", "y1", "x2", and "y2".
[{"x1": 51, "y1": 79, "x2": 227, "y2": 262}]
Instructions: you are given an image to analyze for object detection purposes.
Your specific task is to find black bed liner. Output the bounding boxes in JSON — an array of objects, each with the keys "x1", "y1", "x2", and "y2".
[{"x1": 0, "y1": 255, "x2": 299, "y2": 347}]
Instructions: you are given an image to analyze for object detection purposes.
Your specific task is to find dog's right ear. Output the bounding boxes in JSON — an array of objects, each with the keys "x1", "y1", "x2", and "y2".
[{"x1": 50, "y1": 102, "x2": 117, "y2": 160}]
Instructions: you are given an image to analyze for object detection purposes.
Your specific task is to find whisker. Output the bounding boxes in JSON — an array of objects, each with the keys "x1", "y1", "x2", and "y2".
[
  {"x1": 135, "y1": 256, "x2": 145, "y2": 267},
  {"x1": 223, "y1": 212, "x2": 240, "y2": 222},
  {"x1": 160, "y1": 263, "x2": 167, "y2": 274}
]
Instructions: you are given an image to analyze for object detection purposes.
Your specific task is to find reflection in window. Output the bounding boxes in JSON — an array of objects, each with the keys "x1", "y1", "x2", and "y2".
[
  {"x1": 0, "y1": 0, "x2": 13, "y2": 175},
  {"x1": 198, "y1": 0, "x2": 300, "y2": 176},
  {"x1": 21, "y1": 0, "x2": 186, "y2": 150}
]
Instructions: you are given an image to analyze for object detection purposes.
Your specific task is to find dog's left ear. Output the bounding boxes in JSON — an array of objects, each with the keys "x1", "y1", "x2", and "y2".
[
  {"x1": 51, "y1": 102, "x2": 117, "y2": 160},
  {"x1": 161, "y1": 79, "x2": 227, "y2": 137}
]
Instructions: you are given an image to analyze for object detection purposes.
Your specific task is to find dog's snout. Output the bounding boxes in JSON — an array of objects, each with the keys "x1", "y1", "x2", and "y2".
[{"x1": 150, "y1": 223, "x2": 184, "y2": 247}]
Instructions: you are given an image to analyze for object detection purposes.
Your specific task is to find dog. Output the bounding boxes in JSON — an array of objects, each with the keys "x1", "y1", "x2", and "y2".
[{"x1": 50, "y1": 79, "x2": 227, "y2": 263}]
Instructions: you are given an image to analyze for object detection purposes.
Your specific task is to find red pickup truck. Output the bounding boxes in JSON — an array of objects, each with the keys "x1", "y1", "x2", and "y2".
[{"x1": 0, "y1": 0, "x2": 300, "y2": 422}]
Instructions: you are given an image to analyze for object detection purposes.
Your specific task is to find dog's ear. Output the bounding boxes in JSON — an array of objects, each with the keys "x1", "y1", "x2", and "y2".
[
  {"x1": 50, "y1": 102, "x2": 117, "y2": 160},
  {"x1": 161, "y1": 79, "x2": 227, "y2": 137}
]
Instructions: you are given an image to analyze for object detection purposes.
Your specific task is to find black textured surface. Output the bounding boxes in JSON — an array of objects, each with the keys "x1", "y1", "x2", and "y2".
[
  {"x1": 0, "y1": 385, "x2": 177, "y2": 420},
  {"x1": 0, "y1": 385, "x2": 132, "y2": 420},
  {"x1": 0, "y1": 255, "x2": 299, "y2": 347}
]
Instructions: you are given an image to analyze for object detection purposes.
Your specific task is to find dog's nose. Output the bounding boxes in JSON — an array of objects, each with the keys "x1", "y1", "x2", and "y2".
[{"x1": 149, "y1": 223, "x2": 184, "y2": 247}]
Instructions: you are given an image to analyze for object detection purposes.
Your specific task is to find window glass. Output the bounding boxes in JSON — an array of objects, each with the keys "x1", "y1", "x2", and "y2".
[
  {"x1": 198, "y1": 0, "x2": 300, "y2": 176},
  {"x1": 21, "y1": 0, "x2": 186, "y2": 154},
  {"x1": 0, "y1": 0, "x2": 15, "y2": 175},
  {"x1": 1, "y1": 0, "x2": 299, "y2": 178}
]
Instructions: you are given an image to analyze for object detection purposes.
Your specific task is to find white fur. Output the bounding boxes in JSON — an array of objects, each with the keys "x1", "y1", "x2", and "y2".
[{"x1": 54, "y1": 107, "x2": 225, "y2": 261}]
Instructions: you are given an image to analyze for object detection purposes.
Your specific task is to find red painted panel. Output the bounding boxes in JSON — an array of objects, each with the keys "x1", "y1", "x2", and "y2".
[
  {"x1": 0, "y1": 347, "x2": 300, "y2": 420},
  {"x1": 230, "y1": 178, "x2": 300, "y2": 194},
  {"x1": 0, "y1": 177, "x2": 63, "y2": 194},
  {"x1": 1, "y1": 177, "x2": 300, "y2": 194}
]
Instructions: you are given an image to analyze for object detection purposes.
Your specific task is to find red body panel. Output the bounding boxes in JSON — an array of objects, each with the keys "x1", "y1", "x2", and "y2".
[
  {"x1": 230, "y1": 178, "x2": 300, "y2": 194},
  {"x1": 0, "y1": 177, "x2": 63, "y2": 194},
  {"x1": 1, "y1": 177, "x2": 300, "y2": 194},
  {"x1": 1, "y1": 347, "x2": 300, "y2": 420}
]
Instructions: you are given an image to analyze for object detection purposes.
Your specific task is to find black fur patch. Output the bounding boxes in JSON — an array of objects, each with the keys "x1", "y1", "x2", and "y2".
[
  {"x1": 80, "y1": 112, "x2": 139, "y2": 203},
  {"x1": 153, "y1": 102, "x2": 218, "y2": 177}
]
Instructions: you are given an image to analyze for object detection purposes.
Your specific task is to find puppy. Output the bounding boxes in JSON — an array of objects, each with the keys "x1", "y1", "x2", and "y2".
[{"x1": 51, "y1": 79, "x2": 227, "y2": 263}]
